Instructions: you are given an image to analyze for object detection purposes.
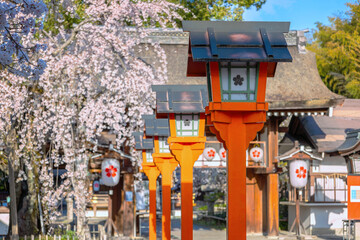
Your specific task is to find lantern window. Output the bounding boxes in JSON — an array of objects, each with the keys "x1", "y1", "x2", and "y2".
[
  {"x1": 175, "y1": 114, "x2": 199, "y2": 137},
  {"x1": 146, "y1": 150, "x2": 153, "y2": 163},
  {"x1": 159, "y1": 137, "x2": 170, "y2": 153},
  {"x1": 219, "y1": 62, "x2": 259, "y2": 102}
]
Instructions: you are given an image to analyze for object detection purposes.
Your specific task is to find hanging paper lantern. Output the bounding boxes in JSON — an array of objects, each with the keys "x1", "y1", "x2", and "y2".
[
  {"x1": 219, "y1": 148, "x2": 226, "y2": 161},
  {"x1": 101, "y1": 158, "x2": 120, "y2": 187},
  {"x1": 289, "y1": 160, "x2": 308, "y2": 188},
  {"x1": 93, "y1": 180, "x2": 100, "y2": 192},
  {"x1": 203, "y1": 147, "x2": 216, "y2": 161},
  {"x1": 249, "y1": 147, "x2": 264, "y2": 162}
]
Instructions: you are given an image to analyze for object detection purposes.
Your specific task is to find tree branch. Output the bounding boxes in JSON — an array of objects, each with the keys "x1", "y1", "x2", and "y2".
[{"x1": 52, "y1": 19, "x2": 92, "y2": 56}]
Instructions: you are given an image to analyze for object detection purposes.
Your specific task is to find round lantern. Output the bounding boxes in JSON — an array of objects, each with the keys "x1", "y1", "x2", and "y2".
[
  {"x1": 203, "y1": 147, "x2": 216, "y2": 161},
  {"x1": 249, "y1": 147, "x2": 264, "y2": 162},
  {"x1": 93, "y1": 180, "x2": 100, "y2": 192},
  {"x1": 289, "y1": 160, "x2": 308, "y2": 188},
  {"x1": 219, "y1": 148, "x2": 226, "y2": 161},
  {"x1": 101, "y1": 158, "x2": 120, "y2": 187}
]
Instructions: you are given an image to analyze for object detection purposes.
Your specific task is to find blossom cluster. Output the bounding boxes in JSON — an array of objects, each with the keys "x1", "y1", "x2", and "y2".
[{"x1": 0, "y1": 0, "x2": 47, "y2": 80}]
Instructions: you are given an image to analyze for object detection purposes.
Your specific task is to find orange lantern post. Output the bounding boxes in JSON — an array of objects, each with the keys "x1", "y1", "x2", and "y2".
[
  {"x1": 152, "y1": 85, "x2": 208, "y2": 240},
  {"x1": 142, "y1": 115, "x2": 178, "y2": 240},
  {"x1": 133, "y1": 132, "x2": 159, "y2": 240},
  {"x1": 182, "y1": 21, "x2": 292, "y2": 239}
]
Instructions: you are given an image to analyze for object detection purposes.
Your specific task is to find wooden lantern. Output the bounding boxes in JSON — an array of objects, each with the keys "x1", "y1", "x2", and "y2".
[{"x1": 182, "y1": 20, "x2": 292, "y2": 239}]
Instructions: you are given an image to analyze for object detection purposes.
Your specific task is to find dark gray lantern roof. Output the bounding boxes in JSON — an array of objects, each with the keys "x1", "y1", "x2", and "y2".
[
  {"x1": 182, "y1": 21, "x2": 292, "y2": 63},
  {"x1": 132, "y1": 132, "x2": 154, "y2": 150},
  {"x1": 333, "y1": 129, "x2": 360, "y2": 155},
  {"x1": 142, "y1": 115, "x2": 170, "y2": 136},
  {"x1": 151, "y1": 85, "x2": 208, "y2": 113}
]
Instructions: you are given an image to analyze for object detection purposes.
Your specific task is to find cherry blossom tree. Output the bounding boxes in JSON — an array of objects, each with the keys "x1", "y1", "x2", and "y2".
[
  {"x1": 0, "y1": 0, "x2": 183, "y2": 237},
  {"x1": 17, "y1": 0, "x2": 182, "y2": 236}
]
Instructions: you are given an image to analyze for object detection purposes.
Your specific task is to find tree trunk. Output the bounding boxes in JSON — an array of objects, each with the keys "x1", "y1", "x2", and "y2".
[
  {"x1": 8, "y1": 157, "x2": 18, "y2": 240},
  {"x1": 17, "y1": 165, "x2": 40, "y2": 236}
]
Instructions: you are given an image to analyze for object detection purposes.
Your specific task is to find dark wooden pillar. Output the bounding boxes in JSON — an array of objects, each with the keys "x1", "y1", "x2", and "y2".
[
  {"x1": 266, "y1": 117, "x2": 279, "y2": 236},
  {"x1": 113, "y1": 174, "x2": 124, "y2": 234},
  {"x1": 123, "y1": 173, "x2": 134, "y2": 237}
]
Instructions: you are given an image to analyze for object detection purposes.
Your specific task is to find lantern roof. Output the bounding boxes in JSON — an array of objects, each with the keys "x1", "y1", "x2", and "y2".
[
  {"x1": 182, "y1": 21, "x2": 292, "y2": 77},
  {"x1": 132, "y1": 132, "x2": 154, "y2": 150},
  {"x1": 152, "y1": 85, "x2": 208, "y2": 113},
  {"x1": 279, "y1": 141, "x2": 322, "y2": 161},
  {"x1": 142, "y1": 115, "x2": 170, "y2": 136}
]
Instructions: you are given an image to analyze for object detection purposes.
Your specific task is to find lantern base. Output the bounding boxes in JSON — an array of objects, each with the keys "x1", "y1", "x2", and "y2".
[
  {"x1": 142, "y1": 163, "x2": 160, "y2": 240},
  {"x1": 207, "y1": 109, "x2": 266, "y2": 239},
  {"x1": 168, "y1": 138, "x2": 205, "y2": 240},
  {"x1": 153, "y1": 155, "x2": 178, "y2": 240}
]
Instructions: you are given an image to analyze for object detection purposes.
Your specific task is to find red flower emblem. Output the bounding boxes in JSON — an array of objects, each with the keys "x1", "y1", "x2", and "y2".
[
  {"x1": 221, "y1": 151, "x2": 226, "y2": 159},
  {"x1": 207, "y1": 149, "x2": 215, "y2": 158},
  {"x1": 105, "y1": 165, "x2": 117, "y2": 178},
  {"x1": 295, "y1": 166, "x2": 307, "y2": 179},
  {"x1": 252, "y1": 150, "x2": 260, "y2": 158}
]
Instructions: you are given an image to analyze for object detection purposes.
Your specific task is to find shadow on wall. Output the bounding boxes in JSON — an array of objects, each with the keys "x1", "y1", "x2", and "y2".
[{"x1": 310, "y1": 182, "x2": 346, "y2": 236}]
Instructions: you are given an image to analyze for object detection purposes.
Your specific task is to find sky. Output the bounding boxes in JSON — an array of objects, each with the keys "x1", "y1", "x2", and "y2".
[{"x1": 243, "y1": 0, "x2": 351, "y2": 31}]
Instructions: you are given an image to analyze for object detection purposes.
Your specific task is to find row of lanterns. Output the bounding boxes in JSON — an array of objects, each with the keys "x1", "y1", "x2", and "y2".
[
  {"x1": 203, "y1": 146, "x2": 264, "y2": 162},
  {"x1": 95, "y1": 150, "x2": 309, "y2": 191}
]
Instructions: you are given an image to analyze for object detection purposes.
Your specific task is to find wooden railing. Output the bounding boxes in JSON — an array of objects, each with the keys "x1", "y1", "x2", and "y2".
[{"x1": 288, "y1": 173, "x2": 347, "y2": 203}]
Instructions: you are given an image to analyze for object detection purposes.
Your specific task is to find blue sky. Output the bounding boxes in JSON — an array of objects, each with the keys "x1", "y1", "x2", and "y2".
[{"x1": 243, "y1": 0, "x2": 351, "y2": 31}]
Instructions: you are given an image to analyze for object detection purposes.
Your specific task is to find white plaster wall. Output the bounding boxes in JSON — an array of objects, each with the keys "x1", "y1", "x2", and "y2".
[
  {"x1": 319, "y1": 156, "x2": 348, "y2": 173},
  {"x1": 310, "y1": 206, "x2": 347, "y2": 229},
  {"x1": 288, "y1": 205, "x2": 347, "y2": 235}
]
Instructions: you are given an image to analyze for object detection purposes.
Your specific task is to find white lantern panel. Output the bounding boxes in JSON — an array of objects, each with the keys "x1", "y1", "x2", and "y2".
[
  {"x1": 230, "y1": 94, "x2": 247, "y2": 101},
  {"x1": 249, "y1": 147, "x2": 264, "y2": 162},
  {"x1": 159, "y1": 137, "x2": 170, "y2": 153},
  {"x1": 289, "y1": 160, "x2": 308, "y2": 189},
  {"x1": 175, "y1": 114, "x2": 199, "y2": 137},
  {"x1": 203, "y1": 147, "x2": 216, "y2": 161},
  {"x1": 146, "y1": 150, "x2": 153, "y2": 162},
  {"x1": 221, "y1": 68, "x2": 229, "y2": 91},
  {"x1": 223, "y1": 94, "x2": 229, "y2": 100},
  {"x1": 249, "y1": 94, "x2": 255, "y2": 101},
  {"x1": 101, "y1": 159, "x2": 120, "y2": 187},
  {"x1": 93, "y1": 180, "x2": 100, "y2": 192},
  {"x1": 230, "y1": 68, "x2": 247, "y2": 91},
  {"x1": 249, "y1": 68, "x2": 256, "y2": 91},
  {"x1": 219, "y1": 148, "x2": 226, "y2": 161}
]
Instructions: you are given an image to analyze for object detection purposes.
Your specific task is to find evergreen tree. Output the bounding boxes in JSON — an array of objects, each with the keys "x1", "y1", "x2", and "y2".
[{"x1": 308, "y1": 1, "x2": 360, "y2": 98}]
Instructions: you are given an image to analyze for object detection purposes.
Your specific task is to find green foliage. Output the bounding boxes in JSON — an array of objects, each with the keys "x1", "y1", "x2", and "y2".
[
  {"x1": 204, "y1": 191, "x2": 224, "y2": 202},
  {"x1": 198, "y1": 205, "x2": 208, "y2": 211},
  {"x1": 42, "y1": 0, "x2": 87, "y2": 35},
  {"x1": 308, "y1": 1, "x2": 360, "y2": 98},
  {"x1": 169, "y1": 0, "x2": 266, "y2": 25}
]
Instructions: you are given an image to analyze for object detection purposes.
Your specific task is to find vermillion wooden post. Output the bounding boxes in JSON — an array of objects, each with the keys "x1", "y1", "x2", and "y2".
[
  {"x1": 153, "y1": 154, "x2": 178, "y2": 240},
  {"x1": 168, "y1": 143, "x2": 204, "y2": 240},
  {"x1": 151, "y1": 86, "x2": 210, "y2": 240},
  {"x1": 209, "y1": 112, "x2": 265, "y2": 239},
  {"x1": 206, "y1": 62, "x2": 268, "y2": 239},
  {"x1": 142, "y1": 164, "x2": 160, "y2": 240},
  {"x1": 167, "y1": 113, "x2": 206, "y2": 240},
  {"x1": 182, "y1": 20, "x2": 292, "y2": 240}
]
